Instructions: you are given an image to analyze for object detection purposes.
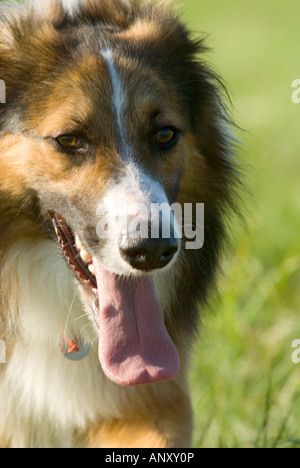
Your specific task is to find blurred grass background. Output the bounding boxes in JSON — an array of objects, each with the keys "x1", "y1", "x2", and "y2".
[{"x1": 179, "y1": 0, "x2": 300, "y2": 448}]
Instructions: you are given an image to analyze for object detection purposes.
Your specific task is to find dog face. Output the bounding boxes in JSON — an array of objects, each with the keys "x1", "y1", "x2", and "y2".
[
  {"x1": 0, "y1": 0, "x2": 237, "y2": 386},
  {"x1": 1, "y1": 2, "x2": 197, "y2": 269}
]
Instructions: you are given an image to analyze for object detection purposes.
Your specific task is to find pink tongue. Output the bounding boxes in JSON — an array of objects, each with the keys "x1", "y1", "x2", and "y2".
[{"x1": 94, "y1": 263, "x2": 180, "y2": 386}]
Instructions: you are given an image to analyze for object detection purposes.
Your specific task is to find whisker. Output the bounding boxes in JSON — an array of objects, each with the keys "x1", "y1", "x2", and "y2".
[
  {"x1": 71, "y1": 312, "x2": 89, "y2": 324},
  {"x1": 63, "y1": 286, "x2": 79, "y2": 340}
]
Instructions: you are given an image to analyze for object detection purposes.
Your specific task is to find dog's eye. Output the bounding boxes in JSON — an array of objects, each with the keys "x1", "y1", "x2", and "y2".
[
  {"x1": 56, "y1": 135, "x2": 82, "y2": 150},
  {"x1": 156, "y1": 127, "x2": 178, "y2": 149}
]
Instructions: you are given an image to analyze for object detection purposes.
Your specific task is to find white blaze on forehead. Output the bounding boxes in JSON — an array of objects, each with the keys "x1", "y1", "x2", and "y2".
[{"x1": 100, "y1": 48, "x2": 127, "y2": 152}]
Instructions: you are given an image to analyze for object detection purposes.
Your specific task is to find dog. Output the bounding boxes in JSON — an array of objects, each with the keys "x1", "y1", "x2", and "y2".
[{"x1": 0, "y1": 0, "x2": 239, "y2": 448}]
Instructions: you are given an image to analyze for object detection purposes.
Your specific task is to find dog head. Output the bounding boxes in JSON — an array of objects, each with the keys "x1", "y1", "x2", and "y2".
[{"x1": 0, "y1": 0, "x2": 237, "y2": 385}]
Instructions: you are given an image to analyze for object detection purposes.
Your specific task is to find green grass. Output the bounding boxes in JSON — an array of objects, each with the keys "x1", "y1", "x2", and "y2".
[{"x1": 179, "y1": 0, "x2": 300, "y2": 448}]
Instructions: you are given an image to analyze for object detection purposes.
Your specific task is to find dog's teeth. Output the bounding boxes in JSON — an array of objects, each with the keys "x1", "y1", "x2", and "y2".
[
  {"x1": 88, "y1": 263, "x2": 95, "y2": 276},
  {"x1": 75, "y1": 235, "x2": 93, "y2": 264},
  {"x1": 66, "y1": 255, "x2": 72, "y2": 266},
  {"x1": 80, "y1": 248, "x2": 92, "y2": 263},
  {"x1": 75, "y1": 234, "x2": 83, "y2": 251}
]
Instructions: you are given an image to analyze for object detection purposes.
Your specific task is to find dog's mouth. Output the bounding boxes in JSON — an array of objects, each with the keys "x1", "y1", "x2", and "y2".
[
  {"x1": 50, "y1": 212, "x2": 99, "y2": 324},
  {"x1": 51, "y1": 213, "x2": 97, "y2": 287},
  {"x1": 50, "y1": 212, "x2": 180, "y2": 386}
]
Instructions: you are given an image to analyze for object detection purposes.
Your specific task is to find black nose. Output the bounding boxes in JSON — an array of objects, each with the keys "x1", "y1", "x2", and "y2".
[{"x1": 119, "y1": 235, "x2": 179, "y2": 272}]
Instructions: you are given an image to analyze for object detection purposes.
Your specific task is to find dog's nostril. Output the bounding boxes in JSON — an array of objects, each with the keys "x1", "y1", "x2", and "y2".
[{"x1": 161, "y1": 251, "x2": 173, "y2": 262}]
